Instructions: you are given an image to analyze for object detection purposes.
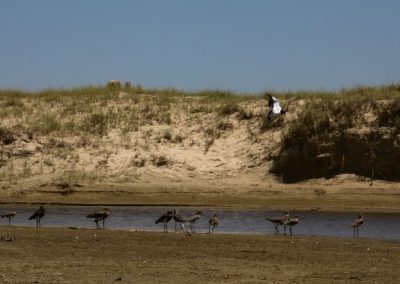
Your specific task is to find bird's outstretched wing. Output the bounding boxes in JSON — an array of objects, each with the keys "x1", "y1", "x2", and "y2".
[
  {"x1": 267, "y1": 94, "x2": 282, "y2": 113},
  {"x1": 267, "y1": 94, "x2": 274, "y2": 109}
]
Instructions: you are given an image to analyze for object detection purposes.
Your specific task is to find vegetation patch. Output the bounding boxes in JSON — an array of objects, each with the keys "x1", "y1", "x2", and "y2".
[
  {"x1": 31, "y1": 114, "x2": 62, "y2": 135},
  {"x1": 80, "y1": 113, "x2": 108, "y2": 136},
  {"x1": 0, "y1": 127, "x2": 15, "y2": 145},
  {"x1": 151, "y1": 155, "x2": 171, "y2": 167},
  {"x1": 270, "y1": 90, "x2": 400, "y2": 182}
]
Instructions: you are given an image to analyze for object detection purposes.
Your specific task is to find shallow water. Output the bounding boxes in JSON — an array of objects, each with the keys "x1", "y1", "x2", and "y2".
[{"x1": 0, "y1": 206, "x2": 399, "y2": 240}]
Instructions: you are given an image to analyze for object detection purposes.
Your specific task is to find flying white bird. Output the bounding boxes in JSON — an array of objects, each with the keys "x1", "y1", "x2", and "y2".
[{"x1": 267, "y1": 94, "x2": 287, "y2": 121}]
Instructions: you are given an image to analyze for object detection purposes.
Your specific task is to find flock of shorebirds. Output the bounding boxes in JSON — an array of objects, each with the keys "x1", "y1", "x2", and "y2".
[
  {"x1": 266, "y1": 211, "x2": 364, "y2": 237},
  {"x1": 0, "y1": 206, "x2": 364, "y2": 237},
  {"x1": 154, "y1": 210, "x2": 219, "y2": 234},
  {"x1": 0, "y1": 206, "x2": 111, "y2": 230}
]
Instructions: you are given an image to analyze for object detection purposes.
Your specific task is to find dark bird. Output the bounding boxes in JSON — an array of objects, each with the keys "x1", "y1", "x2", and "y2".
[
  {"x1": 285, "y1": 216, "x2": 300, "y2": 236},
  {"x1": 155, "y1": 210, "x2": 173, "y2": 233},
  {"x1": 87, "y1": 208, "x2": 111, "y2": 230},
  {"x1": 348, "y1": 213, "x2": 364, "y2": 237},
  {"x1": 208, "y1": 214, "x2": 219, "y2": 234},
  {"x1": 266, "y1": 93, "x2": 287, "y2": 121},
  {"x1": 1, "y1": 211, "x2": 16, "y2": 225},
  {"x1": 172, "y1": 210, "x2": 186, "y2": 232},
  {"x1": 266, "y1": 211, "x2": 290, "y2": 233},
  {"x1": 187, "y1": 211, "x2": 202, "y2": 233},
  {"x1": 29, "y1": 206, "x2": 46, "y2": 228}
]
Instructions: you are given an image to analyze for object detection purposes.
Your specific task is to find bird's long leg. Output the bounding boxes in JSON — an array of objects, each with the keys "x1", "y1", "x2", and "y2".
[
  {"x1": 8, "y1": 217, "x2": 11, "y2": 226},
  {"x1": 283, "y1": 225, "x2": 287, "y2": 236},
  {"x1": 290, "y1": 227, "x2": 293, "y2": 236},
  {"x1": 274, "y1": 224, "x2": 279, "y2": 233},
  {"x1": 103, "y1": 220, "x2": 105, "y2": 230},
  {"x1": 209, "y1": 225, "x2": 211, "y2": 234}
]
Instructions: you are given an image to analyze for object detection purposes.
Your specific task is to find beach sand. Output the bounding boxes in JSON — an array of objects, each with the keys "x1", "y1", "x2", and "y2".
[{"x1": 0, "y1": 227, "x2": 399, "y2": 283}]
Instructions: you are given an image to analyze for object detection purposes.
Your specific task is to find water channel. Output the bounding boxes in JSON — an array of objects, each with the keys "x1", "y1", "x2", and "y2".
[{"x1": 0, "y1": 206, "x2": 398, "y2": 240}]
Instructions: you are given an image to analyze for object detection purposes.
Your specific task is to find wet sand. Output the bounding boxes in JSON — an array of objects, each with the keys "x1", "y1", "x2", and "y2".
[
  {"x1": 0, "y1": 226, "x2": 399, "y2": 283},
  {"x1": 2, "y1": 179, "x2": 400, "y2": 213}
]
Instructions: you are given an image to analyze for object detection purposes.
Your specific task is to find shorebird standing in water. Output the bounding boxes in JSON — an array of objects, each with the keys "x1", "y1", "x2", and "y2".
[
  {"x1": 349, "y1": 213, "x2": 364, "y2": 237},
  {"x1": 87, "y1": 208, "x2": 111, "y2": 230},
  {"x1": 286, "y1": 216, "x2": 300, "y2": 236},
  {"x1": 155, "y1": 210, "x2": 173, "y2": 233},
  {"x1": 29, "y1": 206, "x2": 46, "y2": 228},
  {"x1": 172, "y1": 210, "x2": 186, "y2": 232},
  {"x1": 266, "y1": 211, "x2": 290, "y2": 233},
  {"x1": 208, "y1": 214, "x2": 219, "y2": 234},
  {"x1": 1, "y1": 211, "x2": 16, "y2": 225},
  {"x1": 188, "y1": 211, "x2": 202, "y2": 233}
]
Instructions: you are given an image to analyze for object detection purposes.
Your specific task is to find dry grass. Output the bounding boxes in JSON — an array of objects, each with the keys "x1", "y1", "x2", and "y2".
[{"x1": 1, "y1": 84, "x2": 400, "y2": 184}]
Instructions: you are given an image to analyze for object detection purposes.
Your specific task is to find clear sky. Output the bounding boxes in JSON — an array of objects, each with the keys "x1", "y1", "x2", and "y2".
[{"x1": 1, "y1": 0, "x2": 399, "y2": 92}]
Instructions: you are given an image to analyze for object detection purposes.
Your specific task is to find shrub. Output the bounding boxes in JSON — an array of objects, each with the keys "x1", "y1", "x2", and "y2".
[
  {"x1": 219, "y1": 102, "x2": 239, "y2": 115},
  {"x1": 131, "y1": 157, "x2": 146, "y2": 167},
  {"x1": 260, "y1": 114, "x2": 285, "y2": 132},
  {"x1": 174, "y1": 134, "x2": 184, "y2": 143},
  {"x1": 107, "y1": 80, "x2": 122, "y2": 89},
  {"x1": 0, "y1": 127, "x2": 15, "y2": 144},
  {"x1": 31, "y1": 114, "x2": 61, "y2": 135},
  {"x1": 3, "y1": 97, "x2": 24, "y2": 108},
  {"x1": 237, "y1": 108, "x2": 254, "y2": 120},
  {"x1": 161, "y1": 130, "x2": 172, "y2": 141},
  {"x1": 80, "y1": 113, "x2": 108, "y2": 136},
  {"x1": 151, "y1": 155, "x2": 170, "y2": 167},
  {"x1": 378, "y1": 99, "x2": 400, "y2": 127},
  {"x1": 124, "y1": 81, "x2": 132, "y2": 89},
  {"x1": 216, "y1": 121, "x2": 234, "y2": 131}
]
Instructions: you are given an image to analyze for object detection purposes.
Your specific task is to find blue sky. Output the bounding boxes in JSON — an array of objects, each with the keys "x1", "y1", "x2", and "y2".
[{"x1": 1, "y1": 0, "x2": 399, "y2": 92}]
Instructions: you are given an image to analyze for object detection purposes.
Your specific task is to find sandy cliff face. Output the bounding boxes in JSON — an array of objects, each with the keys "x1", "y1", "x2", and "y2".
[
  {"x1": 1, "y1": 89, "x2": 400, "y2": 193},
  {"x1": 0, "y1": 94, "x2": 281, "y2": 190}
]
